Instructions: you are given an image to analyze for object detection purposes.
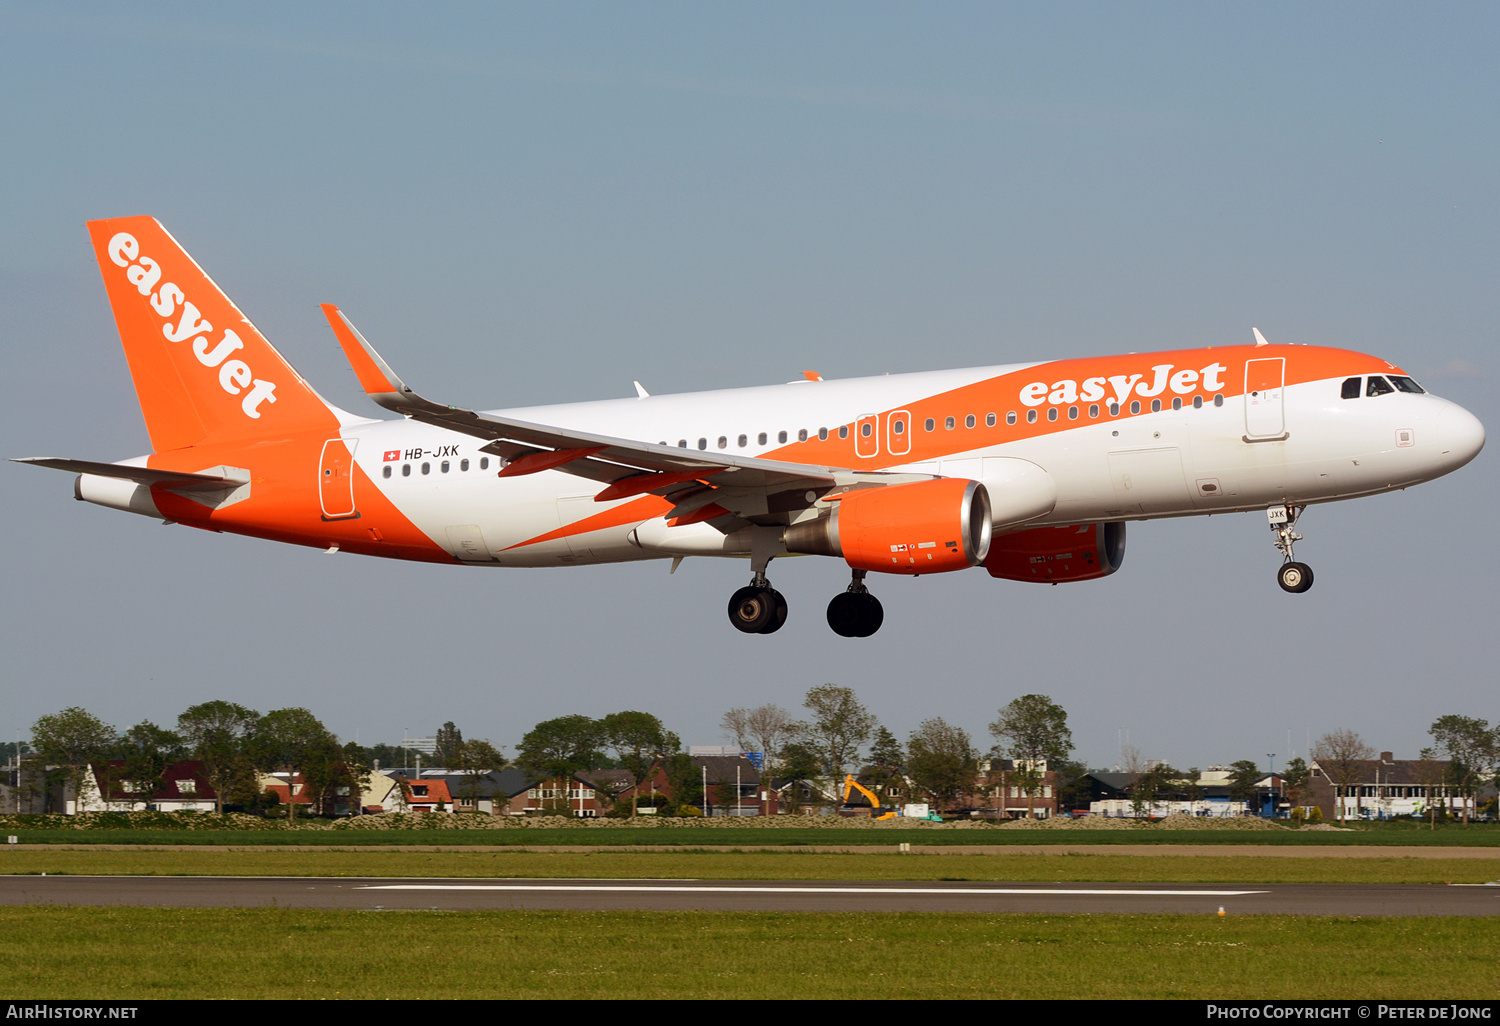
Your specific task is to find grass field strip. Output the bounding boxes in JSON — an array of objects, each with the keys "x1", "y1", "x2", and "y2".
[{"x1": 357, "y1": 883, "x2": 1269, "y2": 896}]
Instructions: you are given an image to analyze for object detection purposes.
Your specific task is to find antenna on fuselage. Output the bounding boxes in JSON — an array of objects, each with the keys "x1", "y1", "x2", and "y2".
[{"x1": 1253, "y1": 327, "x2": 1270, "y2": 347}]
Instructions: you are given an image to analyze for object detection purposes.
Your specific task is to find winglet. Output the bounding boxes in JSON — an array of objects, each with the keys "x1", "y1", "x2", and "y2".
[
  {"x1": 1252, "y1": 327, "x2": 1270, "y2": 347},
  {"x1": 320, "y1": 304, "x2": 410, "y2": 405}
]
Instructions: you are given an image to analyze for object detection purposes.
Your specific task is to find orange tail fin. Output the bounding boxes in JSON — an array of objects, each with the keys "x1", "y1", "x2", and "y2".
[{"x1": 87, "y1": 216, "x2": 336, "y2": 451}]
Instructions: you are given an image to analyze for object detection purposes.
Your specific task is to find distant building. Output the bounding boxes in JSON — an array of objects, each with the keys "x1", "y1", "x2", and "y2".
[{"x1": 1306, "y1": 752, "x2": 1467, "y2": 821}]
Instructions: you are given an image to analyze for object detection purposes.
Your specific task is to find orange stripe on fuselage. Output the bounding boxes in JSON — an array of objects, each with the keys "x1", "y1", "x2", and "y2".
[
  {"x1": 503, "y1": 494, "x2": 672, "y2": 551},
  {"x1": 762, "y1": 344, "x2": 1401, "y2": 470}
]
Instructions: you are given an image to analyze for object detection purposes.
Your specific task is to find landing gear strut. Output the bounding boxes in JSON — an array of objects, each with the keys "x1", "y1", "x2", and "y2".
[
  {"x1": 1269, "y1": 504, "x2": 1314, "y2": 594},
  {"x1": 727, "y1": 567, "x2": 787, "y2": 634},
  {"x1": 827, "y1": 569, "x2": 884, "y2": 637}
]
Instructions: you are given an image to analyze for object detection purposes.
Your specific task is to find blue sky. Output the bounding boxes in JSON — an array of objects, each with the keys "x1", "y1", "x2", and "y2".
[{"x1": 2, "y1": 3, "x2": 1495, "y2": 770}]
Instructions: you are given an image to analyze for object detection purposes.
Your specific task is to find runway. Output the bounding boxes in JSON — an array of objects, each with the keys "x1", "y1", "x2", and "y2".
[{"x1": 3, "y1": 876, "x2": 1497, "y2": 915}]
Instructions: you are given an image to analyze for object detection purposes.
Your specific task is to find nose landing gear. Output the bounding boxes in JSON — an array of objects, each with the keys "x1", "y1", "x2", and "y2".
[
  {"x1": 1270, "y1": 504, "x2": 1314, "y2": 594},
  {"x1": 827, "y1": 569, "x2": 884, "y2": 637}
]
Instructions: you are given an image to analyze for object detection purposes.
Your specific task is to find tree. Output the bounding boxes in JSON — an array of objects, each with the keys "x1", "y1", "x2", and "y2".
[
  {"x1": 864, "y1": 726, "x2": 906, "y2": 792},
  {"x1": 1414, "y1": 748, "x2": 1449, "y2": 830},
  {"x1": 602, "y1": 711, "x2": 678, "y2": 816},
  {"x1": 905, "y1": 719, "x2": 977, "y2": 815},
  {"x1": 776, "y1": 740, "x2": 828, "y2": 813},
  {"x1": 110, "y1": 721, "x2": 185, "y2": 808},
  {"x1": 516, "y1": 715, "x2": 604, "y2": 813},
  {"x1": 799, "y1": 685, "x2": 876, "y2": 780},
  {"x1": 1131, "y1": 762, "x2": 1182, "y2": 819},
  {"x1": 251, "y1": 707, "x2": 339, "y2": 822},
  {"x1": 721, "y1": 704, "x2": 798, "y2": 792},
  {"x1": 1313, "y1": 729, "x2": 1374, "y2": 825},
  {"x1": 1428, "y1": 715, "x2": 1496, "y2": 825},
  {"x1": 1228, "y1": 760, "x2": 1263, "y2": 814},
  {"x1": 434, "y1": 722, "x2": 464, "y2": 767},
  {"x1": 1281, "y1": 757, "x2": 1310, "y2": 818},
  {"x1": 177, "y1": 701, "x2": 261, "y2": 814},
  {"x1": 31, "y1": 707, "x2": 116, "y2": 812},
  {"x1": 989, "y1": 695, "x2": 1073, "y2": 819}
]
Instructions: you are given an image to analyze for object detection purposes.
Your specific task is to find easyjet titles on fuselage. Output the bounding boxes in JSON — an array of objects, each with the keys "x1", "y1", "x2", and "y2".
[{"x1": 1019, "y1": 362, "x2": 1229, "y2": 408}]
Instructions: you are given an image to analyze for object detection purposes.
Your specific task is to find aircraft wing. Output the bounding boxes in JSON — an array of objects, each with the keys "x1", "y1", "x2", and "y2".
[{"x1": 321, "y1": 305, "x2": 935, "y2": 526}]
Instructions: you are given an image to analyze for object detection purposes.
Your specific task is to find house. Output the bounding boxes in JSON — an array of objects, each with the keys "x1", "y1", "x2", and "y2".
[
  {"x1": 68, "y1": 760, "x2": 218, "y2": 814},
  {"x1": 974, "y1": 760, "x2": 1061, "y2": 819},
  {"x1": 1081, "y1": 770, "x2": 1262, "y2": 818},
  {"x1": 1306, "y1": 751, "x2": 1468, "y2": 821}
]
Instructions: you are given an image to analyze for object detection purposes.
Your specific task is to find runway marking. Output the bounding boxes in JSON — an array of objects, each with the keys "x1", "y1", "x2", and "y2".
[{"x1": 357, "y1": 884, "x2": 1268, "y2": 896}]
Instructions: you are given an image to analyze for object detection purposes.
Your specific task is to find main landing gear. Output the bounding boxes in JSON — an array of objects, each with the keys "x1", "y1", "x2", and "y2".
[
  {"x1": 1269, "y1": 504, "x2": 1314, "y2": 594},
  {"x1": 728, "y1": 569, "x2": 788, "y2": 634},
  {"x1": 827, "y1": 569, "x2": 884, "y2": 638}
]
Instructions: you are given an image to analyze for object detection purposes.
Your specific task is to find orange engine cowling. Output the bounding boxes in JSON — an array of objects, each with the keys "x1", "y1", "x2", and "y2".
[
  {"x1": 784, "y1": 478, "x2": 992, "y2": 575},
  {"x1": 984, "y1": 522, "x2": 1126, "y2": 583}
]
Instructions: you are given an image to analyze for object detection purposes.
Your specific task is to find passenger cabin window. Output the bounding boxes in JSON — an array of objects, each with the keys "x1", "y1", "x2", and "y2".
[
  {"x1": 461, "y1": 459, "x2": 470, "y2": 471},
  {"x1": 402, "y1": 464, "x2": 411, "y2": 477},
  {"x1": 924, "y1": 418, "x2": 935, "y2": 432},
  {"x1": 818, "y1": 427, "x2": 829, "y2": 440},
  {"x1": 965, "y1": 414, "x2": 976, "y2": 428},
  {"x1": 382, "y1": 466, "x2": 392, "y2": 479},
  {"x1": 986, "y1": 413, "x2": 996, "y2": 427},
  {"x1": 717, "y1": 436, "x2": 727, "y2": 449},
  {"x1": 1366, "y1": 376, "x2": 1395, "y2": 397},
  {"x1": 1027, "y1": 410, "x2": 1037, "y2": 424},
  {"x1": 1341, "y1": 377, "x2": 1362, "y2": 399},
  {"x1": 758, "y1": 432, "x2": 768, "y2": 445},
  {"x1": 480, "y1": 457, "x2": 489, "y2": 470},
  {"x1": 778, "y1": 430, "x2": 788, "y2": 443},
  {"x1": 797, "y1": 429, "x2": 808, "y2": 442},
  {"x1": 441, "y1": 460, "x2": 450, "y2": 473},
  {"x1": 421, "y1": 462, "x2": 430, "y2": 475},
  {"x1": 1006, "y1": 412, "x2": 1017, "y2": 426},
  {"x1": 738, "y1": 434, "x2": 748, "y2": 447},
  {"x1": 945, "y1": 416, "x2": 955, "y2": 430}
]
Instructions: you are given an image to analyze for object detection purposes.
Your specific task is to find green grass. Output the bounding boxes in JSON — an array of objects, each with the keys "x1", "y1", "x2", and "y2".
[
  {"x1": 5, "y1": 849, "x2": 1498, "y2": 884},
  {"x1": 7, "y1": 824, "x2": 1499, "y2": 846},
  {"x1": 0, "y1": 907, "x2": 1494, "y2": 999}
]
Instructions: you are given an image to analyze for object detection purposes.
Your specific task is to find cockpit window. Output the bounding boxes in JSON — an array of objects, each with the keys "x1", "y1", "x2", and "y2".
[
  {"x1": 1366, "y1": 376, "x2": 1395, "y2": 397},
  {"x1": 1341, "y1": 377, "x2": 1362, "y2": 400},
  {"x1": 1388, "y1": 375, "x2": 1425, "y2": 394}
]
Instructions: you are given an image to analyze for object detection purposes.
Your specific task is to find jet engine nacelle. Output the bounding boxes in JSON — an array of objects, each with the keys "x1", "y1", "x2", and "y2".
[
  {"x1": 784, "y1": 478, "x2": 992, "y2": 574},
  {"x1": 984, "y1": 521, "x2": 1126, "y2": 583}
]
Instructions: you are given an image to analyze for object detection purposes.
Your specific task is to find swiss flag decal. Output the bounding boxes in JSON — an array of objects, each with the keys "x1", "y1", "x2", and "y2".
[{"x1": 383, "y1": 450, "x2": 401, "y2": 462}]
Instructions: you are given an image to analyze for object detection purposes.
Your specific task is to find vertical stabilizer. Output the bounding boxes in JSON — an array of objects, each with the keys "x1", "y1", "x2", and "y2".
[{"x1": 86, "y1": 216, "x2": 336, "y2": 451}]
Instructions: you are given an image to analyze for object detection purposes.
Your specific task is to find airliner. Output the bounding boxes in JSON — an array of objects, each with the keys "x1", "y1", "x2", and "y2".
[{"x1": 16, "y1": 217, "x2": 1486, "y2": 637}]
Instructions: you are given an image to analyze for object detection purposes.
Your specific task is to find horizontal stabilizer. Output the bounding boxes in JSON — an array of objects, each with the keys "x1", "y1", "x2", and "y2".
[{"x1": 12, "y1": 457, "x2": 244, "y2": 492}]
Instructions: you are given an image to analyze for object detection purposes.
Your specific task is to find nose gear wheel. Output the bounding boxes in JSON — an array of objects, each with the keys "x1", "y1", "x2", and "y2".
[{"x1": 1269, "y1": 504, "x2": 1314, "y2": 594}]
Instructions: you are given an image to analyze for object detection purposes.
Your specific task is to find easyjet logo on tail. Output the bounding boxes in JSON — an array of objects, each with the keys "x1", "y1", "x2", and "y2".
[
  {"x1": 1019, "y1": 362, "x2": 1229, "y2": 408},
  {"x1": 106, "y1": 232, "x2": 279, "y2": 419}
]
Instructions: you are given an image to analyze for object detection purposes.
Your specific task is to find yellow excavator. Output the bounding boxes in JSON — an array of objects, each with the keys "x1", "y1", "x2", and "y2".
[{"x1": 841, "y1": 774, "x2": 899, "y2": 820}]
